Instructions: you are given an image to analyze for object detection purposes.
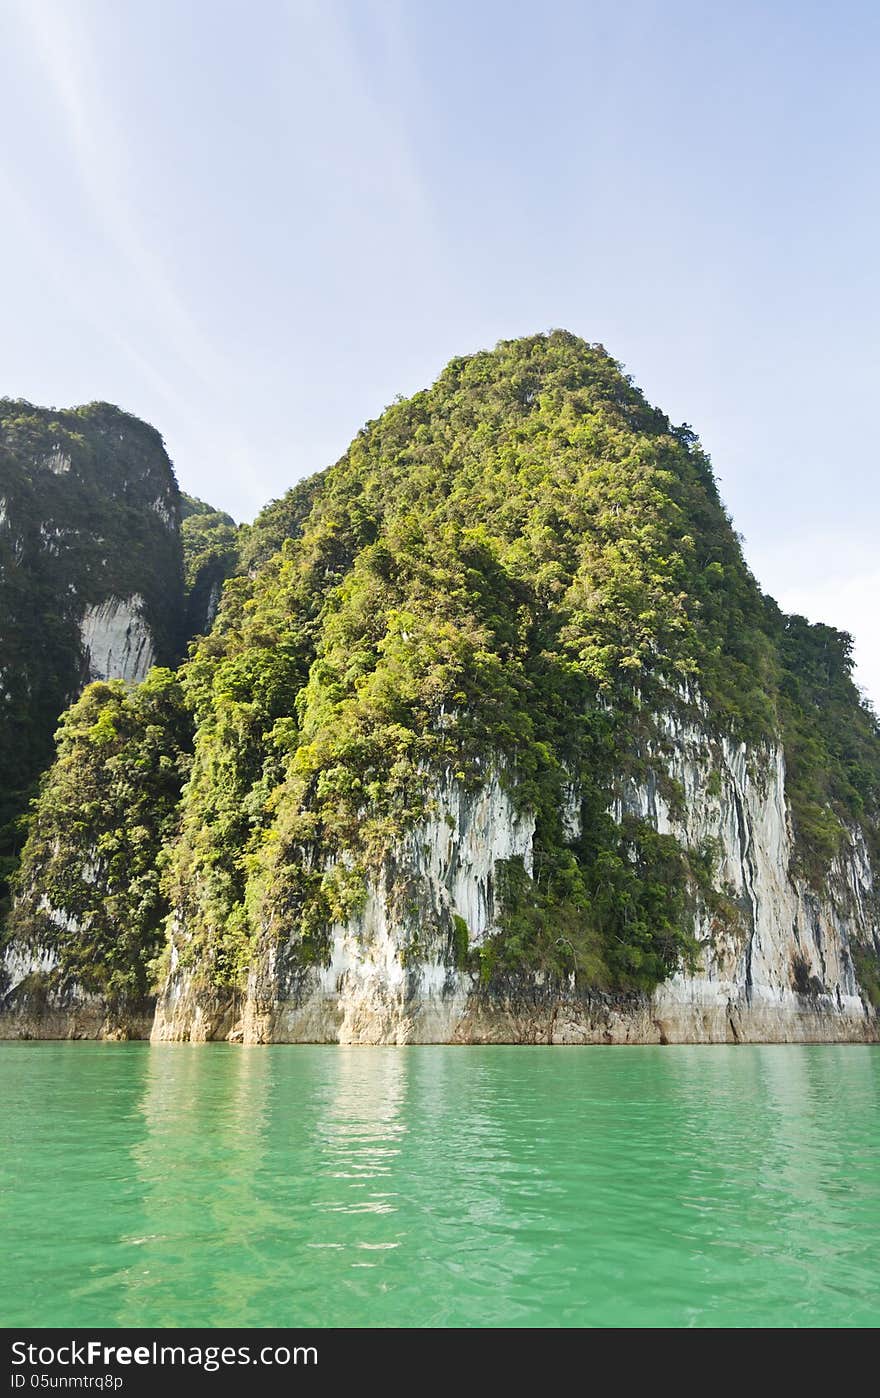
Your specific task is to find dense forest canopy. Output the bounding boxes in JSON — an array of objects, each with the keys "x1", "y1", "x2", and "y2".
[
  {"x1": 4, "y1": 334, "x2": 879, "y2": 1009},
  {"x1": 180, "y1": 493, "x2": 239, "y2": 639},
  {"x1": 5, "y1": 671, "x2": 190, "y2": 1003}
]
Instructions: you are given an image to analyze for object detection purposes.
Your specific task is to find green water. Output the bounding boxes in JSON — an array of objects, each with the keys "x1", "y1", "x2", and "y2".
[{"x1": 1, "y1": 1044, "x2": 878, "y2": 1328}]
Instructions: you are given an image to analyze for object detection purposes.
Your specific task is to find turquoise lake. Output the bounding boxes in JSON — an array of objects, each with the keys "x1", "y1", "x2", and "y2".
[{"x1": 1, "y1": 1043, "x2": 878, "y2": 1327}]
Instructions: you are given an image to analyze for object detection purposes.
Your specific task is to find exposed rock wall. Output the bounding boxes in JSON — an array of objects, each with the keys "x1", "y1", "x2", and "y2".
[
  {"x1": 623, "y1": 714, "x2": 876, "y2": 1043},
  {"x1": 5, "y1": 716, "x2": 877, "y2": 1044},
  {"x1": 0, "y1": 400, "x2": 185, "y2": 852},
  {"x1": 79, "y1": 594, "x2": 156, "y2": 683},
  {"x1": 0, "y1": 941, "x2": 154, "y2": 1040},
  {"x1": 152, "y1": 732, "x2": 879, "y2": 1044}
]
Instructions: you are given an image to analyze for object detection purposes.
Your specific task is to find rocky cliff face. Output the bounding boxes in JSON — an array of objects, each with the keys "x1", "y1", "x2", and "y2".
[
  {"x1": 152, "y1": 717, "x2": 878, "y2": 1044},
  {"x1": 629, "y1": 713, "x2": 876, "y2": 1043},
  {"x1": 0, "y1": 670, "x2": 190, "y2": 1035},
  {"x1": 0, "y1": 400, "x2": 185, "y2": 871},
  {"x1": 3, "y1": 333, "x2": 879, "y2": 1044},
  {"x1": 79, "y1": 595, "x2": 156, "y2": 684}
]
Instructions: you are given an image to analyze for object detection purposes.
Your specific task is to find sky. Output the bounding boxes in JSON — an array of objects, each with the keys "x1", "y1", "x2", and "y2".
[{"x1": 1, "y1": 0, "x2": 878, "y2": 703}]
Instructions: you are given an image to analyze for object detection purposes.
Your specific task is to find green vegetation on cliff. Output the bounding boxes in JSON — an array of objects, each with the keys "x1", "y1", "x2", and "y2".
[
  {"x1": 0, "y1": 401, "x2": 185, "y2": 909},
  {"x1": 237, "y1": 472, "x2": 326, "y2": 573},
  {"x1": 180, "y1": 493, "x2": 239, "y2": 639},
  {"x1": 6, "y1": 334, "x2": 880, "y2": 1006},
  {"x1": 160, "y1": 332, "x2": 880, "y2": 998},
  {"x1": 775, "y1": 614, "x2": 880, "y2": 879},
  {"x1": 5, "y1": 670, "x2": 190, "y2": 1006}
]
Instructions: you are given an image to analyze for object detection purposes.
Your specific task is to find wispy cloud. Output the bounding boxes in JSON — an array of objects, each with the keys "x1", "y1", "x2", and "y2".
[
  {"x1": 7, "y1": 0, "x2": 228, "y2": 398},
  {"x1": 0, "y1": 162, "x2": 199, "y2": 420}
]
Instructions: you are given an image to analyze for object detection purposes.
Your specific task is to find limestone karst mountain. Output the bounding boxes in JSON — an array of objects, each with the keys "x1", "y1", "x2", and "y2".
[
  {"x1": 0, "y1": 400, "x2": 239, "y2": 912},
  {"x1": 0, "y1": 401, "x2": 185, "y2": 902},
  {"x1": 2, "y1": 334, "x2": 879, "y2": 1041}
]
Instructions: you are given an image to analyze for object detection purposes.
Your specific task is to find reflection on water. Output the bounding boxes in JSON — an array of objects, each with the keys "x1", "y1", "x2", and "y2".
[
  {"x1": 119, "y1": 1046, "x2": 275, "y2": 1326},
  {"x1": 1, "y1": 1044, "x2": 879, "y2": 1326}
]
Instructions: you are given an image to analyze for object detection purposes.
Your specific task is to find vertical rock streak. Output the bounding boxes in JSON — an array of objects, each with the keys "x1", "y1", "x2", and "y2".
[{"x1": 152, "y1": 727, "x2": 878, "y2": 1043}]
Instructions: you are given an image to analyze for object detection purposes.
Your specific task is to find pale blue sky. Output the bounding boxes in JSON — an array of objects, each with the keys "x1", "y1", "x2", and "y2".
[{"x1": 2, "y1": 0, "x2": 878, "y2": 701}]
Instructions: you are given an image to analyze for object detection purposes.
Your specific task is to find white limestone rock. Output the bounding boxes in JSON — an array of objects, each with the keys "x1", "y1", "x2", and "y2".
[
  {"x1": 148, "y1": 715, "x2": 879, "y2": 1046},
  {"x1": 44, "y1": 449, "x2": 71, "y2": 475},
  {"x1": 79, "y1": 594, "x2": 155, "y2": 684}
]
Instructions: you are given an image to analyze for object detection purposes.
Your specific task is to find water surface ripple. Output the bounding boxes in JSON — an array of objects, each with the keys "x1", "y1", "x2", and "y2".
[{"x1": 1, "y1": 1044, "x2": 878, "y2": 1326}]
